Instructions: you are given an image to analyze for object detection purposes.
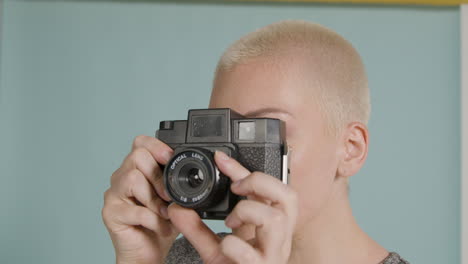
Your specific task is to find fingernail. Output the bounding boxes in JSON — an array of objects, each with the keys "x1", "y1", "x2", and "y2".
[
  {"x1": 225, "y1": 214, "x2": 241, "y2": 229},
  {"x1": 160, "y1": 206, "x2": 169, "y2": 219},
  {"x1": 231, "y1": 180, "x2": 241, "y2": 188},
  {"x1": 225, "y1": 214, "x2": 232, "y2": 226},
  {"x1": 162, "y1": 150, "x2": 173, "y2": 163},
  {"x1": 216, "y1": 151, "x2": 230, "y2": 161},
  {"x1": 163, "y1": 189, "x2": 172, "y2": 202}
]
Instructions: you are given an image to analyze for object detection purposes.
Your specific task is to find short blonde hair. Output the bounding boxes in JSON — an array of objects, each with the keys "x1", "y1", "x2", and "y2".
[{"x1": 214, "y1": 20, "x2": 370, "y2": 136}]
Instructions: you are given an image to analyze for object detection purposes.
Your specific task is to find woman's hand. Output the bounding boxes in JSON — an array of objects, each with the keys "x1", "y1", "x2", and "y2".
[
  {"x1": 169, "y1": 150, "x2": 298, "y2": 264},
  {"x1": 102, "y1": 135, "x2": 179, "y2": 264}
]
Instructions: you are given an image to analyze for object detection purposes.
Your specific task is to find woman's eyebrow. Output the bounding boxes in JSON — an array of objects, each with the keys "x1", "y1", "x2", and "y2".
[{"x1": 243, "y1": 107, "x2": 292, "y2": 118}]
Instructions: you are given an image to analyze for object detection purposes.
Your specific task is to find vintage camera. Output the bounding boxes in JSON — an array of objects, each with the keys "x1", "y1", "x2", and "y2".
[{"x1": 155, "y1": 108, "x2": 289, "y2": 220}]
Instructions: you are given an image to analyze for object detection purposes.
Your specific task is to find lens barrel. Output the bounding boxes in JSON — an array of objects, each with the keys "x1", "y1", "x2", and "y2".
[{"x1": 163, "y1": 148, "x2": 228, "y2": 209}]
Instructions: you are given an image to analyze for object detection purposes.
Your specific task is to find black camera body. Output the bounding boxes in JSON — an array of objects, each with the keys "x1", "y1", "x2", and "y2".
[{"x1": 156, "y1": 108, "x2": 289, "y2": 220}]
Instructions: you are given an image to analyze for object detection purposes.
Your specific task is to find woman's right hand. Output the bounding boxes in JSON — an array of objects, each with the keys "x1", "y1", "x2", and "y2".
[{"x1": 102, "y1": 135, "x2": 179, "y2": 264}]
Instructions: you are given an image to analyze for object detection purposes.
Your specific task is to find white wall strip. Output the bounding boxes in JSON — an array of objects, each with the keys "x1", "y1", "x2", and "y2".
[
  {"x1": 0, "y1": 0, "x2": 3, "y2": 105},
  {"x1": 462, "y1": 4, "x2": 468, "y2": 264}
]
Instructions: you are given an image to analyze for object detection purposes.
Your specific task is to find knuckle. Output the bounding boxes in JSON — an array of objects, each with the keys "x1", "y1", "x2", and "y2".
[
  {"x1": 250, "y1": 171, "x2": 263, "y2": 179},
  {"x1": 242, "y1": 173, "x2": 257, "y2": 188},
  {"x1": 231, "y1": 201, "x2": 245, "y2": 217},
  {"x1": 125, "y1": 169, "x2": 141, "y2": 185},
  {"x1": 129, "y1": 147, "x2": 148, "y2": 162},
  {"x1": 103, "y1": 189, "x2": 120, "y2": 206},
  {"x1": 236, "y1": 199, "x2": 251, "y2": 211},
  {"x1": 103, "y1": 189, "x2": 111, "y2": 202},
  {"x1": 270, "y1": 209, "x2": 283, "y2": 224},
  {"x1": 101, "y1": 204, "x2": 112, "y2": 223},
  {"x1": 249, "y1": 172, "x2": 264, "y2": 184},
  {"x1": 110, "y1": 169, "x2": 120, "y2": 185},
  {"x1": 132, "y1": 135, "x2": 147, "y2": 149}
]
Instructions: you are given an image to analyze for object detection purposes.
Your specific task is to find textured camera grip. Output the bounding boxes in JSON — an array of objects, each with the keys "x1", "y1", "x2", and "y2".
[{"x1": 237, "y1": 145, "x2": 282, "y2": 179}]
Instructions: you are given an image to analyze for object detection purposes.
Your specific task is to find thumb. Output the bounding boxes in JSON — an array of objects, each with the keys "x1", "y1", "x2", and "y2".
[{"x1": 168, "y1": 203, "x2": 221, "y2": 261}]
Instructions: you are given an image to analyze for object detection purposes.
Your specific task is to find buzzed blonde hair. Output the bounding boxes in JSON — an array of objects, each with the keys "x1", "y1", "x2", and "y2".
[{"x1": 214, "y1": 20, "x2": 370, "y2": 136}]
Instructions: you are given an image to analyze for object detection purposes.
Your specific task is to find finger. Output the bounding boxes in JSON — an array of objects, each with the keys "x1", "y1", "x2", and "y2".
[
  {"x1": 103, "y1": 201, "x2": 174, "y2": 237},
  {"x1": 225, "y1": 200, "x2": 284, "y2": 252},
  {"x1": 168, "y1": 203, "x2": 221, "y2": 262},
  {"x1": 221, "y1": 235, "x2": 262, "y2": 264},
  {"x1": 214, "y1": 151, "x2": 250, "y2": 181},
  {"x1": 214, "y1": 151, "x2": 272, "y2": 204},
  {"x1": 132, "y1": 135, "x2": 173, "y2": 165},
  {"x1": 231, "y1": 172, "x2": 297, "y2": 215},
  {"x1": 120, "y1": 169, "x2": 169, "y2": 219},
  {"x1": 119, "y1": 147, "x2": 171, "y2": 201},
  {"x1": 225, "y1": 200, "x2": 281, "y2": 229}
]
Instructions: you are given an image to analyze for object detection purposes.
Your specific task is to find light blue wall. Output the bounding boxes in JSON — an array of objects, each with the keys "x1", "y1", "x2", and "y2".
[{"x1": 0, "y1": 1, "x2": 460, "y2": 263}]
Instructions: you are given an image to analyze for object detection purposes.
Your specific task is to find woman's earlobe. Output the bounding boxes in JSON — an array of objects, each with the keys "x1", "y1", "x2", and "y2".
[
  {"x1": 336, "y1": 165, "x2": 348, "y2": 178},
  {"x1": 337, "y1": 122, "x2": 369, "y2": 178}
]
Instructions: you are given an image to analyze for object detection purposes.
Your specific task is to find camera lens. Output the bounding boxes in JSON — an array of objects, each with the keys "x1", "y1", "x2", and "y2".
[
  {"x1": 177, "y1": 164, "x2": 207, "y2": 193},
  {"x1": 186, "y1": 168, "x2": 204, "y2": 188},
  {"x1": 163, "y1": 148, "x2": 228, "y2": 209}
]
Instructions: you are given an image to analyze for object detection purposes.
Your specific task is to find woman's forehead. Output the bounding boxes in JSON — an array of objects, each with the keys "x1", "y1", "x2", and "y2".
[{"x1": 210, "y1": 58, "x2": 317, "y2": 111}]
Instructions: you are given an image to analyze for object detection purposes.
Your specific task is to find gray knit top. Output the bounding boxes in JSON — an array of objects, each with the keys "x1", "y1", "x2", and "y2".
[{"x1": 165, "y1": 233, "x2": 409, "y2": 264}]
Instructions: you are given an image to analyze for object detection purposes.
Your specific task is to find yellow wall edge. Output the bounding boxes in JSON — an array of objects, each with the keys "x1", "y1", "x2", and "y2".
[{"x1": 235, "y1": 0, "x2": 468, "y2": 6}]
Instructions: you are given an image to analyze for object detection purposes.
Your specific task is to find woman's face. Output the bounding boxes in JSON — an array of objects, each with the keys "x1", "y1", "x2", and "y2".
[{"x1": 209, "y1": 57, "x2": 342, "y2": 230}]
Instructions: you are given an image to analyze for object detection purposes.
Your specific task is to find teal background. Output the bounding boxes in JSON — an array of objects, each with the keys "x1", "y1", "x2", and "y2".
[{"x1": 0, "y1": 0, "x2": 460, "y2": 263}]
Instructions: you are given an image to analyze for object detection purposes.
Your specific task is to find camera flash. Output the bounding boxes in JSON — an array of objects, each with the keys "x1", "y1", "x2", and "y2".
[{"x1": 239, "y1": 121, "x2": 255, "y2": 140}]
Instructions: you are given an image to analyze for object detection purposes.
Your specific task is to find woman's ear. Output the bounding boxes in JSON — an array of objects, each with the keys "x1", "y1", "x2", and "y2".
[{"x1": 336, "y1": 122, "x2": 369, "y2": 178}]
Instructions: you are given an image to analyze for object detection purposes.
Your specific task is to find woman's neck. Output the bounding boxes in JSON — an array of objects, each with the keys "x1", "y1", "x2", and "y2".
[{"x1": 288, "y1": 186, "x2": 389, "y2": 264}]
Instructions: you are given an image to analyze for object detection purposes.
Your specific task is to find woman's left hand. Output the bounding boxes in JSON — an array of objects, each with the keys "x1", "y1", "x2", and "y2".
[{"x1": 168, "y1": 150, "x2": 298, "y2": 264}]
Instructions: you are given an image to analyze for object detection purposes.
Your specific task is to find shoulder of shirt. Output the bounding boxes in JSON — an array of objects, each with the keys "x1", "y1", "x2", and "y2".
[
  {"x1": 380, "y1": 252, "x2": 410, "y2": 264},
  {"x1": 164, "y1": 232, "x2": 230, "y2": 264},
  {"x1": 165, "y1": 233, "x2": 409, "y2": 264}
]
